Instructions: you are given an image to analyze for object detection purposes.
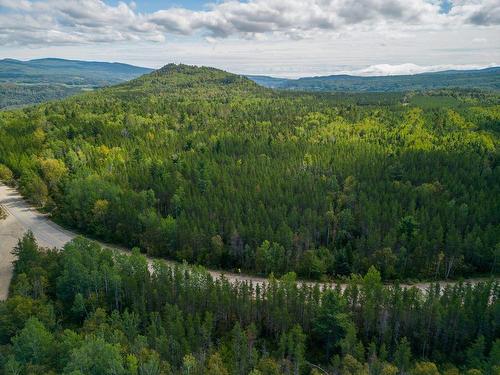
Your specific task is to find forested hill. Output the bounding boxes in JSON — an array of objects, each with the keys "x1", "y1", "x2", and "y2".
[
  {"x1": 0, "y1": 63, "x2": 499, "y2": 282},
  {"x1": 0, "y1": 58, "x2": 152, "y2": 109},
  {"x1": 0, "y1": 58, "x2": 152, "y2": 85},
  {"x1": 114, "y1": 63, "x2": 261, "y2": 96},
  {"x1": 247, "y1": 67, "x2": 500, "y2": 92}
]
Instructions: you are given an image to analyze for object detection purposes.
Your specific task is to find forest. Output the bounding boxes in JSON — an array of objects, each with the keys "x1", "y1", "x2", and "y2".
[
  {"x1": 0, "y1": 58, "x2": 151, "y2": 109},
  {"x1": 0, "y1": 83, "x2": 83, "y2": 110},
  {"x1": 0, "y1": 232, "x2": 498, "y2": 374},
  {"x1": 247, "y1": 67, "x2": 500, "y2": 92},
  {"x1": 0, "y1": 64, "x2": 499, "y2": 281}
]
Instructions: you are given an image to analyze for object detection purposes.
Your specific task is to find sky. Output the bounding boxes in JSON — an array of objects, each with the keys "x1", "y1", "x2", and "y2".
[{"x1": 0, "y1": 0, "x2": 499, "y2": 78}]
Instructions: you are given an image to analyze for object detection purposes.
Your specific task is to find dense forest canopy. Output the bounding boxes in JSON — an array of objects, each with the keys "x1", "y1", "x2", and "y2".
[
  {"x1": 0, "y1": 63, "x2": 499, "y2": 281},
  {"x1": 0, "y1": 233, "x2": 498, "y2": 374}
]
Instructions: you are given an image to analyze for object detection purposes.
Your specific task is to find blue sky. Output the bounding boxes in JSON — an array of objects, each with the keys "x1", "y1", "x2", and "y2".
[{"x1": 0, "y1": 0, "x2": 498, "y2": 77}]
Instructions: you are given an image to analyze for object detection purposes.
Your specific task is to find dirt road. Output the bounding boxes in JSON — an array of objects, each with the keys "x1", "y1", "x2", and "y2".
[
  {"x1": 0, "y1": 183, "x2": 495, "y2": 300},
  {"x1": 0, "y1": 184, "x2": 76, "y2": 298}
]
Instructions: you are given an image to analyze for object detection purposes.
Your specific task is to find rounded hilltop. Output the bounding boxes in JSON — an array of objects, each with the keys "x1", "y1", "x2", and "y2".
[
  {"x1": 115, "y1": 62, "x2": 262, "y2": 97},
  {"x1": 148, "y1": 63, "x2": 254, "y2": 85},
  {"x1": 154, "y1": 63, "x2": 227, "y2": 75}
]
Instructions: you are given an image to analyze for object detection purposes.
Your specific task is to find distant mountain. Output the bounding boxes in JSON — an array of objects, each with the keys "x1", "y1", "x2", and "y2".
[
  {"x1": 245, "y1": 75, "x2": 289, "y2": 88},
  {"x1": 247, "y1": 67, "x2": 500, "y2": 92},
  {"x1": 3, "y1": 59, "x2": 498, "y2": 109},
  {"x1": 0, "y1": 58, "x2": 153, "y2": 109},
  {"x1": 0, "y1": 58, "x2": 152, "y2": 85}
]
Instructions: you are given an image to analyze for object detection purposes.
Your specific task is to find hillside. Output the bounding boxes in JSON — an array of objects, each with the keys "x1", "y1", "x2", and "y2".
[
  {"x1": 0, "y1": 64, "x2": 499, "y2": 282},
  {"x1": 247, "y1": 67, "x2": 500, "y2": 92},
  {"x1": 0, "y1": 58, "x2": 152, "y2": 109},
  {"x1": 1, "y1": 63, "x2": 499, "y2": 375}
]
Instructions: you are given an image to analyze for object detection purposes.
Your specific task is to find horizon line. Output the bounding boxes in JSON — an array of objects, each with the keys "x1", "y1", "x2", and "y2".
[{"x1": 1, "y1": 57, "x2": 498, "y2": 79}]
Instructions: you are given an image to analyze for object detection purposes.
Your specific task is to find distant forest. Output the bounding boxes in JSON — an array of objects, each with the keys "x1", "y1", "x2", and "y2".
[
  {"x1": 248, "y1": 67, "x2": 500, "y2": 92},
  {"x1": 0, "y1": 64, "x2": 499, "y2": 281},
  {"x1": 0, "y1": 58, "x2": 152, "y2": 109}
]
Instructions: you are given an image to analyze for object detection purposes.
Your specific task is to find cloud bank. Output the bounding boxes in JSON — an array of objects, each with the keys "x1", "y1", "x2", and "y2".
[
  {"x1": 0, "y1": 0, "x2": 499, "y2": 46},
  {"x1": 337, "y1": 62, "x2": 499, "y2": 76}
]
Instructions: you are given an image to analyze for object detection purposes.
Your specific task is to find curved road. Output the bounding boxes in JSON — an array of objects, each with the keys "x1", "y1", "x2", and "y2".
[
  {"x1": 0, "y1": 184, "x2": 75, "y2": 298},
  {"x1": 0, "y1": 183, "x2": 495, "y2": 300},
  {"x1": 0, "y1": 183, "x2": 282, "y2": 299}
]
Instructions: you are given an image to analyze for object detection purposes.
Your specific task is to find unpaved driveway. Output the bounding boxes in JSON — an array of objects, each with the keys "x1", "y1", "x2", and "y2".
[{"x1": 0, "y1": 183, "x2": 496, "y2": 300}]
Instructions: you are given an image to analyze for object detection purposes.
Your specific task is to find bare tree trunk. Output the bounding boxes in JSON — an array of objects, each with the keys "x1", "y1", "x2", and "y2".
[{"x1": 445, "y1": 256, "x2": 455, "y2": 279}]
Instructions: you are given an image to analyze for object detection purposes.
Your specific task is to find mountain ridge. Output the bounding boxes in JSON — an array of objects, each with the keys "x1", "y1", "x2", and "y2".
[
  {"x1": 247, "y1": 66, "x2": 500, "y2": 91},
  {"x1": 0, "y1": 58, "x2": 154, "y2": 109},
  {"x1": 0, "y1": 57, "x2": 153, "y2": 84}
]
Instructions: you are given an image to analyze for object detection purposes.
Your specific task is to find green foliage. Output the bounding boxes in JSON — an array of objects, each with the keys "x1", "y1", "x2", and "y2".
[
  {"x1": 412, "y1": 362, "x2": 441, "y2": 375},
  {"x1": 63, "y1": 336, "x2": 125, "y2": 375},
  {"x1": 0, "y1": 233, "x2": 498, "y2": 375},
  {"x1": 12, "y1": 317, "x2": 54, "y2": 366},
  {"x1": 1, "y1": 64, "x2": 498, "y2": 280},
  {"x1": 394, "y1": 338, "x2": 412, "y2": 373},
  {"x1": 19, "y1": 171, "x2": 48, "y2": 207},
  {"x1": 0, "y1": 83, "x2": 83, "y2": 110},
  {"x1": 279, "y1": 325, "x2": 306, "y2": 375},
  {"x1": 0, "y1": 295, "x2": 55, "y2": 344},
  {"x1": 255, "y1": 240, "x2": 286, "y2": 276},
  {"x1": 11, "y1": 231, "x2": 40, "y2": 276},
  {"x1": 205, "y1": 353, "x2": 228, "y2": 375},
  {"x1": 313, "y1": 289, "x2": 353, "y2": 361},
  {"x1": 0, "y1": 163, "x2": 14, "y2": 184},
  {"x1": 466, "y1": 336, "x2": 487, "y2": 370}
]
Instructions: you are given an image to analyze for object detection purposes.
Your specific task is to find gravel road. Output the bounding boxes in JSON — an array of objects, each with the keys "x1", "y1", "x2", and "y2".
[
  {"x1": 0, "y1": 184, "x2": 76, "y2": 299},
  {"x1": 0, "y1": 183, "x2": 495, "y2": 301}
]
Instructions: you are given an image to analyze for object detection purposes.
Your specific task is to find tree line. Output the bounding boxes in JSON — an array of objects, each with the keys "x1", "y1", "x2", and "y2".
[{"x1": 0, "y1": 232, "x2": 498, "y2": 374}]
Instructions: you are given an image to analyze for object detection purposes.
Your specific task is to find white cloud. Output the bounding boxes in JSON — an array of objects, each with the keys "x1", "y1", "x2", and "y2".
[
  {"x1": 336, "y1": 62, "x2": 498, "y2": 76},
  {"x1": 148, "y1": 0, "x2": 445, "y2": 38},
  {"x1": 0, "y1": 0, "x2": 163, "y2": 45},
  {"x1": 1, "y1": 0, "x2": 499, "y2": 77},
  {"x1": 0, "y1": 0, "x2": 32, "y2": 10},
  {"x1": 0, "y1": 0, "x2": 499, "y2": 47},
  {"x1": 449, "y1": 0, "x2": 500, "y2": 26},
  {"x1": 472, "y1": 37, "x2": 487, "y2": 44}
]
